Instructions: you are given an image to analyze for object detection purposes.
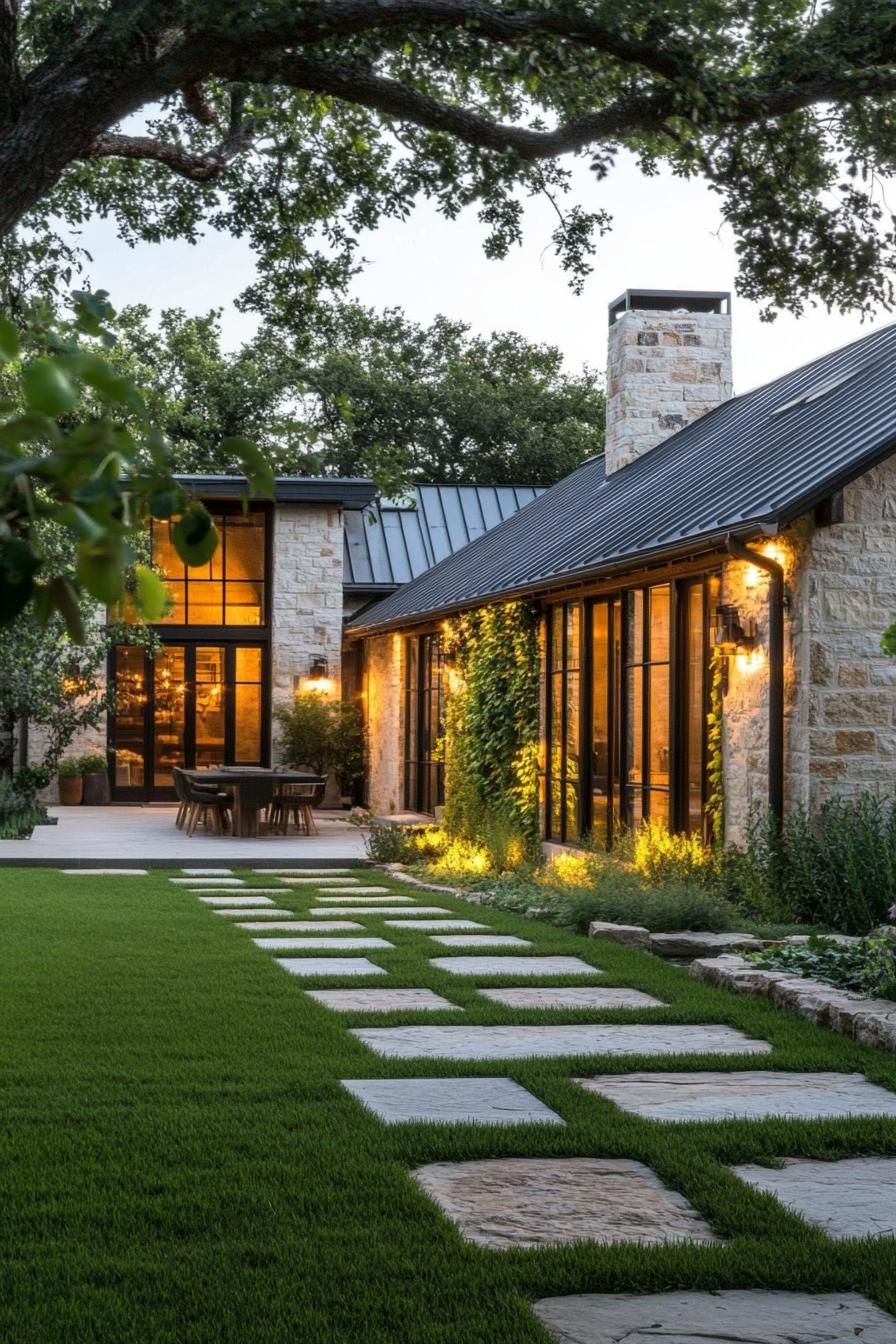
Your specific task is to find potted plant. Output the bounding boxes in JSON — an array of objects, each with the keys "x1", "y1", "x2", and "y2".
[
  {"x1": 57, "y1": 757, "x2": 83, "y2": 805},
  {"x1": 79, "y1": 753, "x2": 111, "y2": 805}
]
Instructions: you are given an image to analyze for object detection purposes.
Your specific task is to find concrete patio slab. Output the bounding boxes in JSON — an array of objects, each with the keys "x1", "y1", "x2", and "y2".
[
  {"x1": 431, "y1": 956, "x2": 602, "y2": 978},
  {"x1": 412, "y1": 1158, "x2": 719, "y2": 1249},
  {"x1": 732, "y1": 1156, "x2": 896, "y2": 1239},
  {"x1": 254, "y1": 937, "x2": 394, "y2": 950},
  {"x1": 342, "y1": 1077, "x2": 564, "y2": 1126},
  {"x1": 235, "y1": 920, "x2": 365, "y2": 932},
  {"x1": 307, "y1": 989, "x2": 458, "y2": 1013},
  {"x1": 480, "y1": 987, "x2": 666, "y2": 1010},
  {"x1": 274, "y1": 958, "x2": 387, "y2": 978},
  {"x1": 351, "y1": 1024, "x2": 770, "y2": 1060},
  {"x1": 532, "y1": 1291, "x2": 896, "y2": 1343},
  {"x1": 1, "y1": 805, "x2": 368, "y2": 864},
  {"x1": 574, "y1": 1071, "x2": 896, "y2": 1122}
]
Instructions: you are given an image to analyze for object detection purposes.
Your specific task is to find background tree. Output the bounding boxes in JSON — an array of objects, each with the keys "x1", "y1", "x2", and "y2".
[
  {"x1": 109, "y1": 303, "x2": 604, "y2": 493},
  {"x1": 1, "y1": 1, "x2": 896, "y2": 325}
]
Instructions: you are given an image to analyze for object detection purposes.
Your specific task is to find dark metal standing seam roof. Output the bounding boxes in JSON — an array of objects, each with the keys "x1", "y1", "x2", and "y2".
[
  {"x1": 347, "y1": 321, "x2": 896, "y2": 635},
  {"x1": 342, "y1": 483, "x2": 544, "y2": 589},
  {"x1": 175, "y1": 474, "x2": 377, "y2": 508}
]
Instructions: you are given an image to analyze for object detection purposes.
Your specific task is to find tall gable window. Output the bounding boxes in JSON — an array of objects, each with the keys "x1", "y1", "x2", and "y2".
[
  {"x1": 404, "y1": 632, "x2": 445, "y2": 815},
  {"x1": 151, "y1": 511, "x2": 266, "y2": 627}
]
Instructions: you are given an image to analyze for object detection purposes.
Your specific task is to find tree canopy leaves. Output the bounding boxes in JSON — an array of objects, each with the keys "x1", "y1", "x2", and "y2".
[{"x1": 2, "y1": 1, "x2": 896, "y2": 321}]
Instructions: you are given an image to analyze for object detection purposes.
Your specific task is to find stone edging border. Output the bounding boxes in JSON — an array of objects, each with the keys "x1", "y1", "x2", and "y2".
[
  {"x1": 375, "y1": 864, "x2": 485, "y2": 903},
  {"x1": 690, "y1": 953, "x2": 896, "y2": 1052}
]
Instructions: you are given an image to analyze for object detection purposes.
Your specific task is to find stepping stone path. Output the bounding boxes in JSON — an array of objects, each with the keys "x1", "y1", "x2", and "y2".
[
  {"x1": 254, "y1": 937, "x2": 394, "y2": 951},
  {"x1": 181, "y1": 872, "x2": 896, "y2": 1340},
  {"x1": 533, "y1": 1290, "x2": 896, "y2": 1343},
  {"x1": 351, "y1": 1024, "x2": 770, "y2": 1061},
  {"x1": 236, "y1": 920, "x2": 365, "y2": 932},
  {"x1": 253, "y1": 868, "x2": 355, "y2": 875},
  {"x1": 431, "y1": 956, "x2": 601, "y2": 977},
  {"x1": 275, "y1": 958, "x2": 387, "y2": 978},
  {"x1": 480, "y1": 987, "x2": 666, "y2": 1010},
  {"x1": 308, "y1": 989, "x2": 459, "y2": 1013},
  {"x1": 429, "y1": 934, "x2": 532, "y2": 948},
  {"x1": 575, "y1": 1070, "x2": 896, "y2": 1121},
  {"x1": 732, "y1": 1156, "x2": 896, "y2": 1239},
  {"x1": 342, "y1": 1078, "x2": 564, "y2": 1126},
  {"x1": 181, "y1": 868, "x2": 233, "y2": 875},
  {"x1": 413, "y1": 1158, "x2": 719, "y2": 1249}
]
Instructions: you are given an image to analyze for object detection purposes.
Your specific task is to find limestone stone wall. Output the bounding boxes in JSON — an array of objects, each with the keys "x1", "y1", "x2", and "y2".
[
  {"x1": 363, "y1": 631, "x2": 405, "y2": 815},
  {"x1": 605, "y1": 308, "x2": 732, "y2": 473},
  {"x1": 723, "y1": 455, "x2": 896, "y2": 842}
]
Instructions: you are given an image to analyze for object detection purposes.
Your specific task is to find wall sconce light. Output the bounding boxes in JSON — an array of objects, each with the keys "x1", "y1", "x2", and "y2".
[
  {"x1": 297, "y1": 656, "x2": 331, "y2": 694},
  {"x1": 309, "y1": 656, "x2": 329, "y2": 681},
  {"x1": 714, "y1": 604, "x2": 758, "y2": 692}
]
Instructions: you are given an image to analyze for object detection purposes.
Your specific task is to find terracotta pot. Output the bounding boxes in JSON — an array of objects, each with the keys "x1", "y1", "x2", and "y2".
[
  {"x1": 58, "y1": 775, "x2": 83, "y2": 806},
  {"x1": 82, "y1": 771, "x2": 110, "y2": 805}
]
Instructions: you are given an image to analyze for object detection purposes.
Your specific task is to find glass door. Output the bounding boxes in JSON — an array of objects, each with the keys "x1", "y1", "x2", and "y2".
[{"x1": 110, "y1": 641, "x2": 268, "y2": 800}]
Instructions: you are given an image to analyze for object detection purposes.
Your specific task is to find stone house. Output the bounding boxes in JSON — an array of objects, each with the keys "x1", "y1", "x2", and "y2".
[
  {"x1": 348, "y1": 290, "x2": 896, "y2": 846},
  {"x1": 40, "y1": 480, "x2": 538, "y2": 801}
]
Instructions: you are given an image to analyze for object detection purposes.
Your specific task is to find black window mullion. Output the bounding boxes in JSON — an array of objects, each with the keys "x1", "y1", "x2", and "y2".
[{"x1": 224, "y1": 644, "x2": 235, "y2": 765}]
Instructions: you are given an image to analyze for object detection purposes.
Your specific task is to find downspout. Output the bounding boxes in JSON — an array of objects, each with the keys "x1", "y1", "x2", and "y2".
[{"x1": 725, "y1": 535, "x2": 785, "y2": 830}]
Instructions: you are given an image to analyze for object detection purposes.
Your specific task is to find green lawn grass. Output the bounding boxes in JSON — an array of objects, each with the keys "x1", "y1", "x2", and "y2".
[{"x1": 2, "y1": 866, "x2": 896, "y2": 1343}]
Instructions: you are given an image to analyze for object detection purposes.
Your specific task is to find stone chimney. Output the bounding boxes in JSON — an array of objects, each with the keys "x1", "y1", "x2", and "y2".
[{"x1": 605, "y1": 289, "x2": 732, "y2": 474}]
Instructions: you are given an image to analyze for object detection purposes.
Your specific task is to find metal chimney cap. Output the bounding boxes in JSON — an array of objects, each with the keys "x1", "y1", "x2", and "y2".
[{"x1": 608, "y1": 288, "x2": 731, "y2": 325}]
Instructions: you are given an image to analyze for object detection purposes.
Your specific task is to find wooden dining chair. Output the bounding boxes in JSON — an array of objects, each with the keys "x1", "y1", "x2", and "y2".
[{"x1": 269, "y1": 779, "x2": 326, "y2": 836}]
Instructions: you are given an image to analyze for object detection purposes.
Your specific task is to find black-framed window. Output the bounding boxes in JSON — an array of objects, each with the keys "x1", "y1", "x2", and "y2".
[
  {"x1": 150, "y1": 509, "x2": 267, "y2": 627},
  {"x1": 542, "y1": 572, "x2": 719, "y2": 846},
  {"x1": 403, "y1": 632, "x2": 445, "y2": 814}
]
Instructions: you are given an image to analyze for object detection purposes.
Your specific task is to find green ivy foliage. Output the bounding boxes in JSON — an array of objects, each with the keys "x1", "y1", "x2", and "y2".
[
  {"x1": 442, "y1": 601, "x2": 540, "y2": 855},
  {"x1": 706, "y1": 646, "x2": 725, "y2": 846}
]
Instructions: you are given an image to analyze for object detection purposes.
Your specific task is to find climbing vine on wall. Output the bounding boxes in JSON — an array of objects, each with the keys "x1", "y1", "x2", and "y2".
[
  {"x1": 706, "y1": 645, "x2": 725, "y2": 846},
  {"x1": 441, "y1": 601, "x2": 540, "y2": 854}
]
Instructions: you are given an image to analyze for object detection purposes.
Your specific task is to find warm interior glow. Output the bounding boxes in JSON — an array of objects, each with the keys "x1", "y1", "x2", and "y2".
[{"x1": 735, "y1": 647, "x2": 765, "y2": 675}]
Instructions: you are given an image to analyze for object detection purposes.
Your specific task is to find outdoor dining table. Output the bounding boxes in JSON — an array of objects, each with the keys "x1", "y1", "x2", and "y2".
[{"x1": 181, "y1": 768, "x2": 321, "y2": 838}]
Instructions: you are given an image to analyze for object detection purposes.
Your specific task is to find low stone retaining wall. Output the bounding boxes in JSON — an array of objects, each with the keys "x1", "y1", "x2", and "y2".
[{"x1": 690, "y1": 953, "x2": 896, "y2": 1052}]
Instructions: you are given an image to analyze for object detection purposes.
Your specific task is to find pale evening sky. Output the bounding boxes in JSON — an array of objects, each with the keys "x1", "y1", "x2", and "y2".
[{"x1": 74, "y1": 150, "x2": 893, "y2": 397}]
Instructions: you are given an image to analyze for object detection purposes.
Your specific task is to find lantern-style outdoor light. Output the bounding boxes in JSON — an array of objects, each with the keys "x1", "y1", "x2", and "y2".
[{"x1": 714, "y1": 604, "x2": 758, "y2": 691}]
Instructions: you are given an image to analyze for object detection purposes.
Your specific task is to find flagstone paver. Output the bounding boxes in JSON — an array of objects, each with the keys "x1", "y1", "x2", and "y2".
[
  {"x1": 311, "y1": 886, "x2": 390, "y2": 894},
  {"x1": 431, "y1": 956, "x2": 602, "y2": 977},
  {"x1": 480, "y1": 987, "x2": 666, "y2": 1010},
  {"x1": 213, "y1": 908, "x2": 294, "y2": 918},
  {"x1": 312, "y1": 906, "x2": 451, "y2": 916},
  {"x1": 314, "y1": 895, "x2": 416, "y2": 904},
  {"x1": 254, "y1": 936, "x2": 394, "y2": 951},
  {"x1": 193, "y1": 888, "x2": 287, "y2": 894},
  {"x1": 170, "y1": 877, "x2": 245, "y2": 885},
  {"x1": 275, "y1": 958, "x2": 387, "y2": 978},
  {"x1": 429, "y1": 935, "x2": 532, "y2": 948},
  {"x1": 532, "y1": 1290, "x2": 896, "y2": 1343},
  {"x1": 342, "y1": 1077, "x2": 564, "y2": 1126},
  {"x1": 60, "y1": 868, "x2": 148, "y2": 875},
  {"x1": 308, "y1": 989, "x2": 459, "y2": 1013},
  {"x1": 383, "y1": 920, "x2": 487, "y2": 931},
  {"x1": 236, "y1": 920, "x2": 365, "y2": 931},
  {"x1": 351, "y1": 1024, "x2": 770, "y2": 1060},
  {"x1": 181, "y1": 868, "x2": 234, "y2": 875},
  {"x1": 412, "y1": 1158, "x2": 719, "y2": 1249},
  {"x1": 732, "y1": 1156, "x2": 896, "y2": 1239},
  {"x1": 279, "y1": 876, "x2": 362, "y2": 885},
  {"x1": 575, "y1": 1071, "x2": 896, "y2": 1122},
  {"x1": 198, "y1": 895, "x2": 277, "y2": 907},
  {"x1": 253, "y1": 868, "x2": 355, "y2": 875}
]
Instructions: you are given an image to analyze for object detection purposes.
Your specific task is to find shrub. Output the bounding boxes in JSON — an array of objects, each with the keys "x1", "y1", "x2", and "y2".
[
  {"x1": 327, "y1": 700, "x2": 365, "y2": 798},
  {"x1": 0, "y1": 774, "x2": 45, "y2": 838},
  {"x1": 57, "y1": 757, "x2": 82, "y2": 778},
  {"x1": 728, "y1": 796, "x2": 896, "y2": 934},
  {"x1": 274, "y1": 694, "x2": 365, "y2": 793},
  {"x1": 78, "y1": 754, "x2": 108, "y2": 775},
  {"x1": 364, "y1": 824, "x2": 446, "y2": 865},
  {"x1": 746, "y1": 929, "x2": 896, "y2": 1001},
  {"x1": 631, "y1": 818, "x2": 715, "y2": 885},
  {"x1": 13, "y1": 764, "x2": 51, "y2": 805}
]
